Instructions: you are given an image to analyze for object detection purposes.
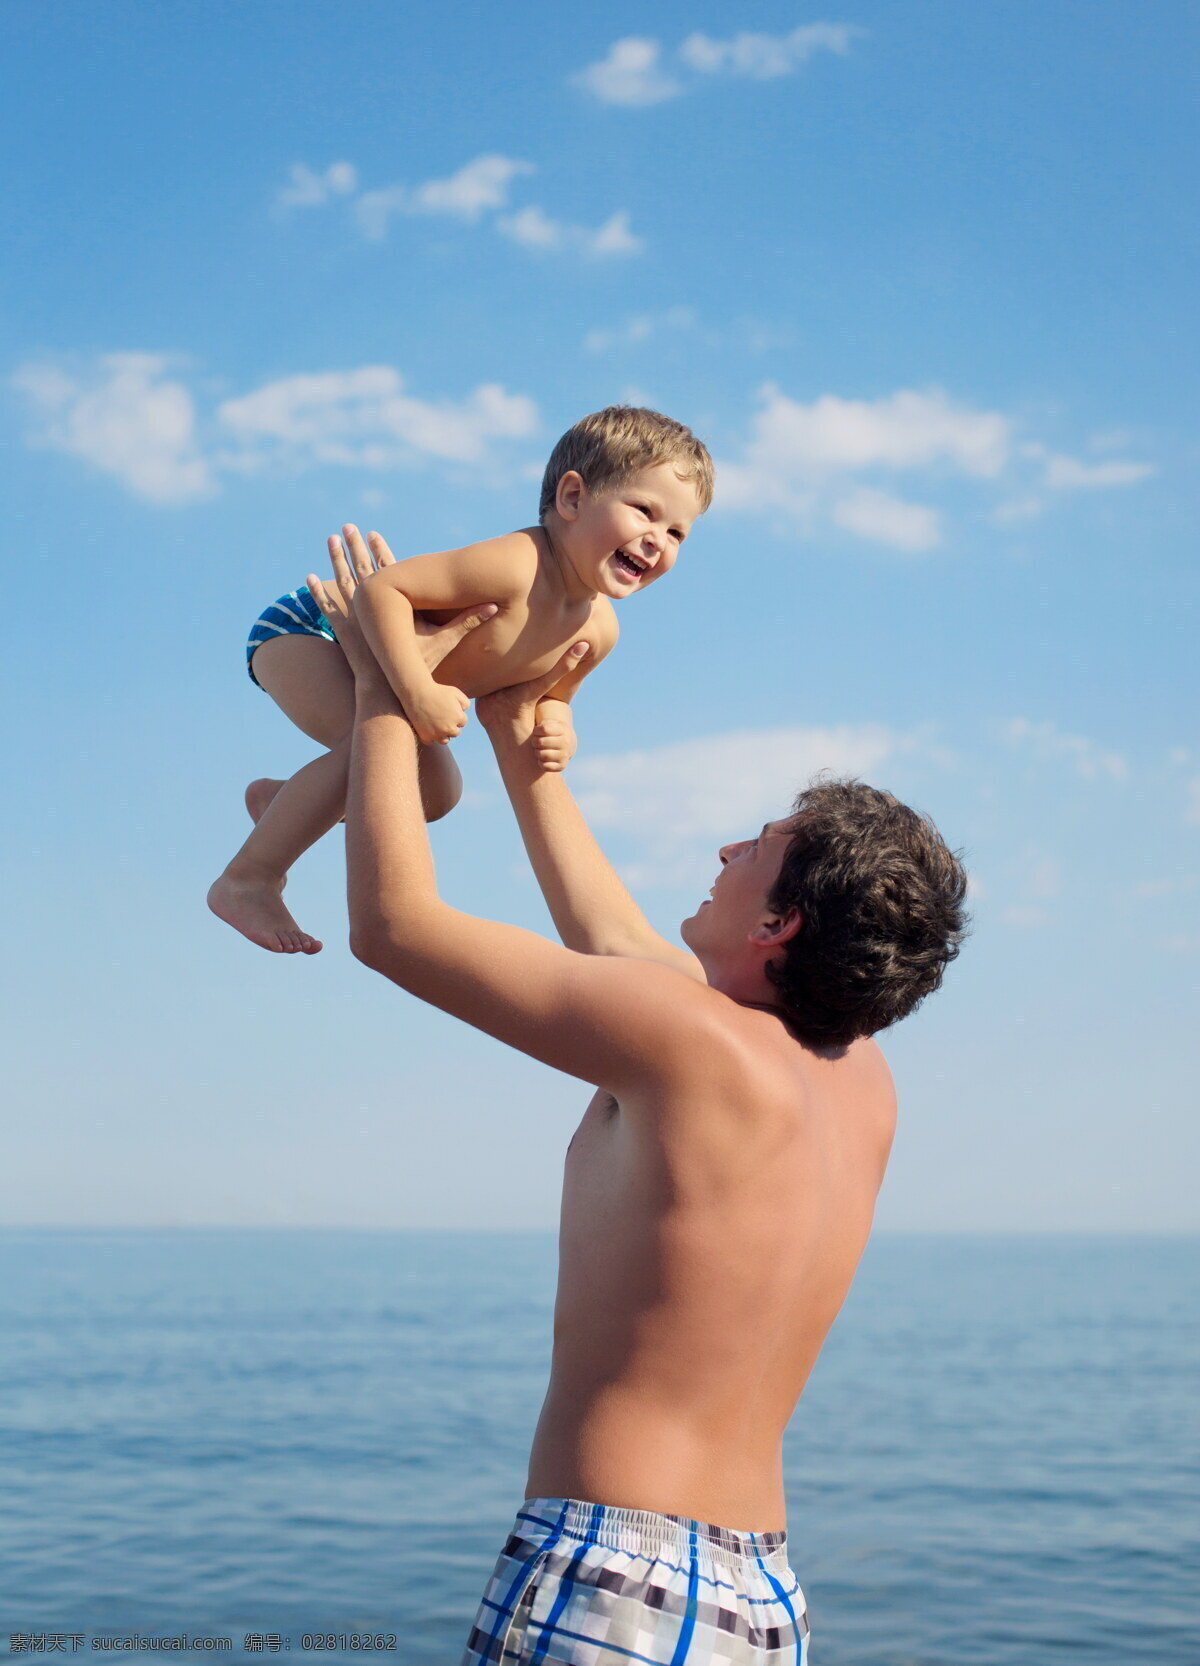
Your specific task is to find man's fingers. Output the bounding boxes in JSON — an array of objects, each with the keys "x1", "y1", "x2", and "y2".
[
  {"x1": 327, "y1": 534, "x2": 354, "y2": 591},
  {"x1": 524, "y1": 641, "x2": 590, "y2": 702},
  {"x1": 306, "y1": 574, "x2": 334, "y2": 615},
  {"x1": 446, "y1": 603, "x2": 498, "y2": 639},
  {"x1": 367, "y1": 531, "x2": 396, "y2": 567},
  {"x1": 342, "y1": 524, "x2": 374, "y2": 580}
]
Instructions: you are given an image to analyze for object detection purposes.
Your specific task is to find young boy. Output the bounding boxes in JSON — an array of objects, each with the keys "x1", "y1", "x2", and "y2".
[{"x1": 208, "y1": 405, "x2": 713, "y2": 954}]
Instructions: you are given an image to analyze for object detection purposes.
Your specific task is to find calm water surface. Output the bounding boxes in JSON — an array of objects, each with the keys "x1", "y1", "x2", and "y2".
[{"x1": 2, "y1": 1231, "x2": 1197, "y2": 1663}]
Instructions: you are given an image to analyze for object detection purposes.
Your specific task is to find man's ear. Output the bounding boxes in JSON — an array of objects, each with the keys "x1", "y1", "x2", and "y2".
[
  {"x1": 749, "y1": 908, "x2": 802, "y2": 950},
  {"x1": 555, "y1": 470, "x2": 586, "y2": 522}
]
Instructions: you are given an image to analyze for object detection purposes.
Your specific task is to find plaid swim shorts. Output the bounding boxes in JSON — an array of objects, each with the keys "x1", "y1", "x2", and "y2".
[{"x1": 462, "y1": 1496, "x2": 809, "y2": 1665}]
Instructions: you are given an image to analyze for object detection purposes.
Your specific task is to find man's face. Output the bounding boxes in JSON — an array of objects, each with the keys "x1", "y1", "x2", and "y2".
[
  {"x1": 681, "y1": 816, "x2": 801, "y2": 954},
  {"x1": 567, "y1": 462, "x2": 701, "y2": 599}
]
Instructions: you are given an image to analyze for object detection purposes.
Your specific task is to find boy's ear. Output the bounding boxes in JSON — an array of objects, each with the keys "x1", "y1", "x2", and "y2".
[
  {"x1": 749, "y1": 909, "x2": 802, "y2": 950},
  {"x1": 555, "y1": 470, "x2": 586, "y2": 522}
]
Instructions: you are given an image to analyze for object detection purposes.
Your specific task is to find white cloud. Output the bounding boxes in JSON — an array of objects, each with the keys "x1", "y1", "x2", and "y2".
[
  {"x1": 217, "y1": 367, "x2": 537, "y2": 470},
  {"x1": 573, "y1": 723, "x2": 905, "y2": 885},
  {"x1": 575, "y1": 25, "x2": 861, "y2": 105},
  {"x1": 497, "y1": 205, "x2": 641, "y2": 258},
  {"x1": 356, "y1": 154, "x2": 534, "y2": 240},
  {"x1": 12, "y1": 354, "x2": 213, "y2": 504},
  {"x1": 716, "y1": 384, "x2": 1009, "y2": 544},
  {"x1": 1186, "y1": 779, "x2": 1200, "y2": 825},
  {"x1": 727, "y1": 386, "x2": 1010, "y2": 491},
  {"x1": 1042, "y1": 452, "x2": 1157, "y2": 490},
  {"x1": 13, "y1": 354, "x2": 539, "y2": 503},
  {"x1": 1003, "y1": 718, "x2": 1128, "y2": 783},
  {"x1": 832, "y1": 487, "x2": 941, "y2": 552},
  {"x1": 276, "y1": 161, "x2": 358, "y2": 210},
  {"x1": 680, "y1": 24, "x2": 862, "y2": 78},
  {"x1": 354, "y1": 185, "x2": 411, "y2": 243},
  {"x1": 583, "y1": 307, "x2": 697, "y2": 353},
  {"x1": 573, "y1": 37, "x2": 682, "y2": 106}
]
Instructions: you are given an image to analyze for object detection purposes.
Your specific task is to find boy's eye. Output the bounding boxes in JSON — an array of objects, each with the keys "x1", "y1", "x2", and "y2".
[{"x1": 633, "y1": 503, "x2": 650, "y2": 516}]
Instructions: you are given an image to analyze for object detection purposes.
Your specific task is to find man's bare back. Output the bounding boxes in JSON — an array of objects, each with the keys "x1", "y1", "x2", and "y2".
[{"x1": 529, "y1": 1006, "x2": 896, "y2": 1530}]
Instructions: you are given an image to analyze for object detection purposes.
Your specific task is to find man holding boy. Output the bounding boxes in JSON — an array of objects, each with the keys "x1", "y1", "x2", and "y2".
[{"x1": 311, "y1": 533, "x2": 968, "y2": 1663}]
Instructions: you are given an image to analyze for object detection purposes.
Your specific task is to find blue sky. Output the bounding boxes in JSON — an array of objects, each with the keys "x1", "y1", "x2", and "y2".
[{"x1": 4, "y1": 0, "x2": 1197, "y2": 1231}]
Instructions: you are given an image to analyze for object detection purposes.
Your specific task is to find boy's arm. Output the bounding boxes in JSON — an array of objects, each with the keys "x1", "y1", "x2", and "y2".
[
  {"x1": 477, "y1": 665, "x2": 706, "y2": 979},
  {"x1": 351, "y1": 528, "x2": 530, "y2": 744}
]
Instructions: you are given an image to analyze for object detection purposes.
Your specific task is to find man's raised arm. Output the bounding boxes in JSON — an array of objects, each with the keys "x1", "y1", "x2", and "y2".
[
  {"x1": 476, "y1": 674, "x2": 705, "y2": 981},
  {"x1": 308, "y1": 537, "x2": 716, "y2": 1096}
]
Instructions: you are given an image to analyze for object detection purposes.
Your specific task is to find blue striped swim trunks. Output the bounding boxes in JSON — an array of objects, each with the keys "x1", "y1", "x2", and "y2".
[
  {"x1": 245, "y1": 586, "x2": 337, "y2": 687},
  {"x1": 462, "y1": 1496, "x2": 808, "y2": 1665}
]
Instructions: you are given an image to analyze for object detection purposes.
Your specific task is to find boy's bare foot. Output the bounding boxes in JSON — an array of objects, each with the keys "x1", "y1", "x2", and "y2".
[
  {"x1": 207, "y1": 870, "x2": 323, "y2": 954},
  {"x1": 245, "y1": 778, "x2": 285, "y2": 823}
]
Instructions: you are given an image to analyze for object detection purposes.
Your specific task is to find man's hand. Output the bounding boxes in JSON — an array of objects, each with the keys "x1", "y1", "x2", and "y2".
[
  {"x1": 308, "y1": 525, "x2": 496, "y2": 702},
  {"x1": 533, "y1": 698, "x2": 579, "y2": 773},
  {"x1": 476, "y1": 643, "x2": 591, "y2": 753}
]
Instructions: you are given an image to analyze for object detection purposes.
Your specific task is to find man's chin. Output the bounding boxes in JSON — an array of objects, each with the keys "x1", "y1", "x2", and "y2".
[{"x1": 679, "y1": 906, "x2": 706, "y2": 944}]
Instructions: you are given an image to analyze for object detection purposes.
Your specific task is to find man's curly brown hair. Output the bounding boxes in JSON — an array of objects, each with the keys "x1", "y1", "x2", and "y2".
[{"x1": 765, "y1": 780, "x2": 969, "y2": 1046}]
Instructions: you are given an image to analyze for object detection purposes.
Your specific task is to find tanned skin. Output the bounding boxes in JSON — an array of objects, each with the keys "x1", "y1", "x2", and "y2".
[{"x1": 315, "y1": 532, "x2": 897, "y2": 1532}]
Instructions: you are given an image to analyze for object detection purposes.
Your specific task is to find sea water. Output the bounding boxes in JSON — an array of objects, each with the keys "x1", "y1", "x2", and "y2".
[{"x1": 2, "y1": 1231, "x2": 1197, "y2": 1664}]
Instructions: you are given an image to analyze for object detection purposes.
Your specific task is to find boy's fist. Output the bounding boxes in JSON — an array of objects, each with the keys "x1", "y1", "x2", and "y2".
[
  {"x1": 533, "y1": 703, "x2": 578, "y2": 773},
  {"x1": 408, "y1": 682, "x2": 471, "y2": 745}
]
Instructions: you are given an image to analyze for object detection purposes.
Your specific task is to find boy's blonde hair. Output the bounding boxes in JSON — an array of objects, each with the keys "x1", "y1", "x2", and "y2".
[{"x1": 539, "y1": 405, "x2": 714, "y2": 520}]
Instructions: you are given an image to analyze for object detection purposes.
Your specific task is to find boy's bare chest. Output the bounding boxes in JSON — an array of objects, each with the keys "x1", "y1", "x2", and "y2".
[{"x1": 421, "y1": 595, "x2": 604, "y2": 697}]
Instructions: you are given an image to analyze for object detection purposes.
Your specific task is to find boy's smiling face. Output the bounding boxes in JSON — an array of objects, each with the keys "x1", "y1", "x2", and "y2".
[{"x1": 556, "y1": 462, "x2": 703, "y2": 599}]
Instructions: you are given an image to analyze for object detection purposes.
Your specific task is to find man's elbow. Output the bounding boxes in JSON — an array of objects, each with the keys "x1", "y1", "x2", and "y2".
[{"x1": 349, "y1": 916, "x2": 397, "y2": 974}]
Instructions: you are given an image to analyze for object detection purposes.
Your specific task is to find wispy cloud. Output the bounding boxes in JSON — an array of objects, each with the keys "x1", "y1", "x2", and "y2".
[
  {"x1": 497, "y1": 205, "x2": 641, "y2": 258},
  {"x1": 572, "y1": 37, "x2": 682, "y2": 106},
  {"x1": 680, "y1": 25, "x2": 863, "y2": 78},
  {"x1": 1041, "y1": 452, "x2": 1158, "y2": 490},
  {"x1": 13, "y1": 355, "x2": 539, "y2": 504},
  {"x1": 218, "y1": 367, "x2": 537, "y2": 470},
  {"x1": 275, "y1": 161, "x2": 358, "y2": 211},
  {"x1": 717, "y1": 385, "x2": 1157, "y2": 550},
  {"x1": 831, "y1": 487, "x2": 941, "y2": 552},
  {"x1": 717, "y1": 384, "x2": 1009, "y2": 549},
  {"x1": 275, "y1": 151, "x2": 640, "y2": 259},
  {"x1": 1003, "y1": 718, "x2": 1128, "y2": 783},
  {"x1": 573, "y1": 723, "x2": 907, "y2": 885},
  {"x1": 583, "y1": 307, "x2": 698, "y2": 353},
  {"x1": 11, "y1": 354, "x2": 213, "y2": 504},
  {"x1": 575, "y1": 24, "x2": 862, "y2": 106},
  {"x1": 355, "y1": 154, "x2": 534, "y2": 240}
]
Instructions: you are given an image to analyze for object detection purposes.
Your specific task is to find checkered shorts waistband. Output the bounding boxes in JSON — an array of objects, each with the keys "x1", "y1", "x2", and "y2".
[{"x1": 517, "y1": 1497, "x2": 790, "y2": 1573}]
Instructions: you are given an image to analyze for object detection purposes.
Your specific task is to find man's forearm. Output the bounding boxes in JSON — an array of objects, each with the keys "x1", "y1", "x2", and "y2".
[
  {"x1": 345, "y1": 676, "x2": 440, "y2": 955},
  {"x1": 488, "y1": 726, "x2": 702, "y2": 976}
]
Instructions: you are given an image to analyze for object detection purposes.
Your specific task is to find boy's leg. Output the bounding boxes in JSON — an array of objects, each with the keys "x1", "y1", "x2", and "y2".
[{"x1": 209, "y1": 636, "x2": 463, "y2": 953}]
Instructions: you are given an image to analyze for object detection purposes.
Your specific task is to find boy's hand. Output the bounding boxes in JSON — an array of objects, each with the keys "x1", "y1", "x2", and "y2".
[
  {"x1": 476, "y1": 643, "x2": 591, "y2": 752},
  {"x1": 533, "y1": 699, "x2": 578, "y2": 773},
  {"x1": 405, "y1": 681, "x2": 471, "y2": 746}
]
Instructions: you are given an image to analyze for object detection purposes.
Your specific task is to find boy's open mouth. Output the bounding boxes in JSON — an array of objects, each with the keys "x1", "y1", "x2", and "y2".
[{"x1": 613, "y1": 549, "x2": 649, "y2": 581}]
